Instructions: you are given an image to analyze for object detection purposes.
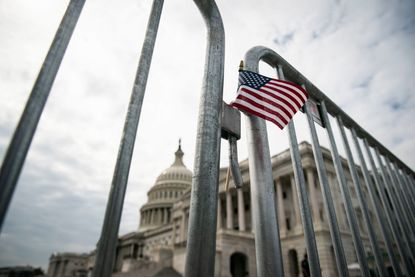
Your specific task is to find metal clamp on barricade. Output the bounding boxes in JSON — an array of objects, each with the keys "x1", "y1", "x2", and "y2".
[{"x1": 221, "y1": 102, "x2": 243, "y2": 189}]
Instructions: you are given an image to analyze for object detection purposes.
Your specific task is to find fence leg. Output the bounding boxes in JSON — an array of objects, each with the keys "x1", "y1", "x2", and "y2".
[
  {"x1": 350, "y1": 129, "x2": 403, "y2": 276},
  {"x1": 240, "y1": 48, "x2": 286, "y2": 277},
  {"x1": 301, "y1": 100, "x2": 348, "y2": 277},
  {"x1": 400, "y1": 170, "x2": 415, "y2": 214},
  {"x1": 373, "y1": 150, "x2": 415, "y2": 261},
  {"x1": 279, "y1": 69, "x2": 321, "y2": 277},
  {"x1": 319, "y1": 102, "x2": 370, "y2": 277},
  {"x1": 363, "y1": 140, "x2": 414, "y2": 276},
  {"x1": 337, "y1": 118, "x2": 386, "y2": 276},
  {"x1": 92, "y1": 1, "x2": 164, "y2": 276},
  {"x1": 385, "y1": 159, "x2": 415, "y2": 241},
  {"x1": 184, "y1": 0, "x2": 225, "y2": 276},
  {"x1": 404, "y1": 174, "x2": 415, "y2": 207}
]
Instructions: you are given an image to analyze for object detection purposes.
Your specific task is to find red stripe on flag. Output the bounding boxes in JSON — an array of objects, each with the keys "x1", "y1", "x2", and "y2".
[
  {"x1": 267, "y1": 81, "x2": 307, "y2": 103},
  {"x1": 263, "y1": 84, "x2": 303, "y2": 108},
  {"x1": 269, "y1": 79, "x2": 308, "y2": 99},
  {"x1": 239, "y1": 87, "x2": 294, "y2": 118},
  {"x1": 236, "y1": 95, "x2": 289, "y2": 125},
  {"x1": 256, "y1": 86, "x2": 300, "y2": 112},
  {"x1": 231, "y1": 102, "x2": 284, "y2": 129}
]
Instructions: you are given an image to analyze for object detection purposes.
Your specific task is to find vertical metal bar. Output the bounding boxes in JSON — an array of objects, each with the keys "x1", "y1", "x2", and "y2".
[
  {"x1": 288, "y1": 122, "x2": 322, "y2": 277},
  {"x1": 279, "y1": 69, "x2": 321, "y2": 277},
  {"x1": 0, "y1": 0, "x2": 86, "y2": 232},
  {"x1": 92, "y1": 1, "x2": 164, "y2": 276},
  {"x1": 337, "y1": 117, "x2": 386, "y2": 276},
  {"x1": 406, "y1": 174, "x2": 415, "y2": 205},
  {"x1": 350, "y1": 129, "x2": 402, "y2": 276},
  {"x1": 399, "y1": 170, "x2": 415, "y2": 214},
  {"x1": 319, "y1": 102, "x2": 370, "y2": 277},
  {"x1": 373, "y1": 149, "x2": 415, "y2": 260},
  {"x1": 184, "y1": 0, "x2": 225, "y2": 276},
  {"x1": 244, "y1": 114, "x2": 284, "y2": 277},
  {"x1": 402, "y1": 172, "x2": 415, "y2": 212},
  {"x1": 229, "y1": 137, "x2": 243, "y2": 188},
  {"x1": 395, "y1": 165, "x2": 415, "y2": 222},
  {"x1": 386, "y1": 159, "x2": 415, "y2": 238},
  {"x1": 302, "y1": 100, "x2": 349, "y2": 277},
  {"x1": 363, "y1": 139, "x2": 414, "y2": 276},
  {"x1": 409, "y1": 174, "x2": 415, "y2": 212},
  {"x1": 236, "y1": 66, "x2": 284, "y2": 277}
]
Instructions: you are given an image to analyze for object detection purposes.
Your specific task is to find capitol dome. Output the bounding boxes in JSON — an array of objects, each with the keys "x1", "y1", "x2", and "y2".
[{"x1": 138, "y1": 141, "x2": 192, "y2": 232}]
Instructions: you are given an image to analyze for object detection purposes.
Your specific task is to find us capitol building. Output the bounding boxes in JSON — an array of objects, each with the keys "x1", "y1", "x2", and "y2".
[{"x1": 47, "y1": 141, "x2": 387, "y2": 277}]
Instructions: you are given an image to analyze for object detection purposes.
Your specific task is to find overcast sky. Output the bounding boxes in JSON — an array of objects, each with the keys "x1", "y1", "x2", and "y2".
[{"x1": 0, "y1": 0, "x2": 414, "y2": 270}]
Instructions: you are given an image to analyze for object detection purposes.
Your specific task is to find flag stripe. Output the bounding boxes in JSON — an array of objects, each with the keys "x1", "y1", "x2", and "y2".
[
  {"x1": 267, "y1": 81, "x2": 306, "y2": 104},
  {"x1": 240, "y1": 84, "x2": 299, "y2": 113},
  {"x1": 235, "y1": 94, "x2": 290, "y2": 125},
  {"x1": 231, "y1": 101, "x2": 284, "y2": 129},
  {"x1": 269, "y1": 79, "x2": 308, "y2": 100},
  {"x1": 260, "y1": 85, "x2": 302, "y2": 110},
  {"x1": 239, "y1": 87, "x2": 294, "y2": 118},
  {"x1": 231, "y1": 70, "x2": 309, "y2": 129}
]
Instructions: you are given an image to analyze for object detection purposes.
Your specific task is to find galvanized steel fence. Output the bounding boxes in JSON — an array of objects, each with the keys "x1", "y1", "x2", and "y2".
[
  {"x1": 243, "y1": 46, "x2": 415, "y2": 277},
  {"x1": 1, "y1": 1, "x2": 414, "y2": 277}
]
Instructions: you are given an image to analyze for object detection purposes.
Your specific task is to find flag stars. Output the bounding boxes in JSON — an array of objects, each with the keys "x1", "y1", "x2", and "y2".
[{"x1": 239, "y1": 71, "x2": 270, "y2": 90}]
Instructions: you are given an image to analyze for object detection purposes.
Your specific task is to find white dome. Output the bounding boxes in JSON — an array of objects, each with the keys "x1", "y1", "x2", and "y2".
[
  {"x1": 154, "y1": 142, "x2": 192, "y2": 184},
  {"x1": 138, "y1": 141, "x2": 192, "y2": 232}
]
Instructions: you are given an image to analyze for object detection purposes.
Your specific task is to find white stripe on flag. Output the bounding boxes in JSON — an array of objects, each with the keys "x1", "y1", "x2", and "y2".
[
  {"x1": 269, "y1": 80, "x2": 308, "y2": 101},
  {"x1": 264, "y1": 83, "x2": 305, "y2": 107},
  {"x1": 232, "y1": 98, "x2": 287, "y2": 127},
  {"x1": 243, "y1": 86, "x2": 298, "y2": 115},
  {"x1": 237, "y1": 89, "x2": 292, "y2": 122}
]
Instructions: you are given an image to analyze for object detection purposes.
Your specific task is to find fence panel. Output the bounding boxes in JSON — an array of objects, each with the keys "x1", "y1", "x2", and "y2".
[{"x1": 241, "y1": 45, "x2": 415, "y2": 277}]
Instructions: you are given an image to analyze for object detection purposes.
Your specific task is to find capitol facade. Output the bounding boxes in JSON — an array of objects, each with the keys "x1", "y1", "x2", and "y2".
[{"x1": 47, "y1": 141, "x2": 389, "y2": 277}]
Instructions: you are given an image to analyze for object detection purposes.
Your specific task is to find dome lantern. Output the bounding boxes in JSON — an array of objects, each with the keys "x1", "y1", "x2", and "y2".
[{"x1": 173, "y1": 139, "x2": 185, "y2": 167}]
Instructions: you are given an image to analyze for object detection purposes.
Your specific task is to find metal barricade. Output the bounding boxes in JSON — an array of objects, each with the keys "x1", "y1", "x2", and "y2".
[
  {"x1": 1, "y1": 0, "x2": 226, "y2": 276},
  {"x1": 1, "y1": 1, "x2": 414, "y2": 276},
  {"x1": 239, "y1": 45, "x2": 415, "y2": 277}
]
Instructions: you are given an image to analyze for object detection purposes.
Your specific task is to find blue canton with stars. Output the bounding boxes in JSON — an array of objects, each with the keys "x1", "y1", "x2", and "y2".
[{"x1": 238, "y1": 70, "x2": 271, "y2": 90}]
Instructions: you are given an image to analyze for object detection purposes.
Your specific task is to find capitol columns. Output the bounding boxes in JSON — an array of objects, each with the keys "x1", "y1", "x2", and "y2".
[
  {"x1": 306, "y1": 168, "x2": 321, "y2": 226},
  {"x1": 180, "y1": 212, "x2": 186, "y2": 242},
  {"x1": 217, "y1": 197, "x2": 223, "y2": 229},
  {"x1": 150, "y1": 210, "x2": 155, "y2": 225},
  {"x1": 226, "y1": 189, "x2": 234, "y2": 229},
  {"x1": 275, "y1": 177, "x2": 287, "y2": 236},
  {"x1": 163, "y1": 208, "x2": 168, "y2": 224},
  {"x1": 237, "y1": 188, "x2": 246, "y2": 231},
  {"x1": 154, "y1": 209, "x2": 158, "y2": 224},
  {"x1": 290, "y1": 174, "x2": 302, "y2": 229}
]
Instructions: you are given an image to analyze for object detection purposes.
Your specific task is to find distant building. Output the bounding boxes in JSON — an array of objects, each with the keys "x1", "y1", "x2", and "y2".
[
  {"x1": 47, "y1": 253, "x2": 88, "y2": 277},
  {"x1": 0, "y1": 265, "x2": 45, "y2": 277},
  {"x1": 47, "y1": 141, "x2": 391, "y2": 277}
]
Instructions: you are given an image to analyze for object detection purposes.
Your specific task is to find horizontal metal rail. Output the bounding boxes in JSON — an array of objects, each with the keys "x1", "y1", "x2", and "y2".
[{"x1": 244, "y1": 47, "x2": 414, "y2": 177}]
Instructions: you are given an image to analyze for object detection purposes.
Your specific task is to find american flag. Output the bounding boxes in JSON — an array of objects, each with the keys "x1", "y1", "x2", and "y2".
[{"x1": 230, "y1": 70, "x2": 308, "y2": 129}]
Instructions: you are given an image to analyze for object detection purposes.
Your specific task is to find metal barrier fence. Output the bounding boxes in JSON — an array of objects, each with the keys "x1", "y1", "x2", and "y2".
[
  {"x1": 1, "y1": 0, "x2": 414, "y2": 277},
  {"x1": 243, "y1": 46, "x2": 415, "y2": 277}
]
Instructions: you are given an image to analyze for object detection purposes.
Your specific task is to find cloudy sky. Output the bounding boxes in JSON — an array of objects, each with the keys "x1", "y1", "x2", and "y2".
[{"x1": 1, "y1": 0, "x2": 414, "y2": 270}]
